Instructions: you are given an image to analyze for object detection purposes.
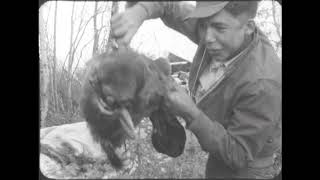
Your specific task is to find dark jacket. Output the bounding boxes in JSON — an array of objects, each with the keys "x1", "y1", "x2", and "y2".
[{"x1": 139, "y1": 2, "x2": 282, "y2": 178}]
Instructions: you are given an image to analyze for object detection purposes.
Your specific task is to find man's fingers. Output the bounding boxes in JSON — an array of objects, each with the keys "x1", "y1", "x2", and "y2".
[
  {"x1": 112, "y1": 24, "x2": 129, "y2": 37},
  {"x1": 122, "y1": 30, "x2": 136, "y2": 45},
  {"x1": 116, "y1": 30, "x2": 136, "y2": 47},
  {"x1": 110, "y1": 13, "x2": 123, "y2": 25},
  {"x1": 111, "y1": 13, "x2": 130, "y2": 37},
  {"x1": 111, "y1": 18, "x2": 125, "y2": 34}
]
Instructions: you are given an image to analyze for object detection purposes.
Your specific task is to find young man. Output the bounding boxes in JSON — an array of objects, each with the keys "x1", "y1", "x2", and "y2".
[{"x1": 111, "y1": 1, "x2": 281, "y2": 178}]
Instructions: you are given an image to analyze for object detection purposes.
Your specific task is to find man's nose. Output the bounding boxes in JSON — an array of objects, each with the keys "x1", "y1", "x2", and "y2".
[{"x1": 205, "y1": 28, "x2": 217, "y2": 44}]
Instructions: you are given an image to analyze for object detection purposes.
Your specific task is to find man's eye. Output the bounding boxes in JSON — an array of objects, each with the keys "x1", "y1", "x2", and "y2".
[
  {"x1": 199, "y1": 22, "x2": 206, "y2": 29},
  {"x1": 215, "y1": 26, "x2": 227, "y2": 32}
]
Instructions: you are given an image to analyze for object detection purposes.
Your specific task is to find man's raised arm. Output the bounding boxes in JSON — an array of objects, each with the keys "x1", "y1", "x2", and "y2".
[
  {"x1": 111, "y1": 2, "x2": 199, "y2": 46},
  {"x1": 138, "y1": 2, "x2": 199, "y2": 43}
]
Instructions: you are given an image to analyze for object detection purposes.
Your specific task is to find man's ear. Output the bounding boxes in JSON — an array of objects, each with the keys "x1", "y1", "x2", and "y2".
[
  {"x1": 244, "y1": 19, "x2": 255, "y2": 36},
  {"x1": 154, "y1": 57, "x2": 171, "y2": 76}
]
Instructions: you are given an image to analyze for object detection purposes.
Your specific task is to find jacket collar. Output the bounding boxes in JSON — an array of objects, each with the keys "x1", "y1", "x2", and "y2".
[{"x1": 189, "y1": 27, "x2": 260, "y2": 102}]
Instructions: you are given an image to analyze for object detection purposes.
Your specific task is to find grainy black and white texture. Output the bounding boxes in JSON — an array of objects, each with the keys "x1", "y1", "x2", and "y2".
[{"x1": 80, "y1": 49, "x2": 186, "y2": 169}]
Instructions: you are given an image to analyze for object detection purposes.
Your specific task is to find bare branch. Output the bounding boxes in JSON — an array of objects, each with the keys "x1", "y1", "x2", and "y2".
[
  {"x1": 52, "y1": 0, "x2": 59, "y2": 112},
  {"x1": 44, "y1": 2, "x2": 52, "y2": 34},
  {"x1": 100, "y1": 2, "x2": 110, "y2": 29},
  {"x1": 92, "y1": 1, "x2": 99, "y2": 56},
  {"x1": 62, "y1": 53, "x2": 70, "y2": 70},
  {"x1": 97, "y1": 2, "x2": 111, "y2": 52},
  {"x1": 63, "y1": 3, "x2": 94, "y2": 70},
  {"x1": 68, "y1": 1, "x2": 76, "y2": 66},
  {"x1": 72, "y1": 2, "x2": 87, "y2": 46},
  {"x1": 70, "y1": 8, "x2": 104, "y2": 59},
  {"x1": 73, "y1": 15, "x2": 95, "y2": 56},
  {"x1": 72, "y1": 38, "x2": 94, "y2": 78},
  {"x1": 97, "y1": 25, "x2": 107, "y2": 35},
  {"x1": 96, "y1": 2, "x2": 104, "y2": 13},
  {"x1": 63, "y1": 1, "x2": 111, "y2": 70},
  {"x1": 99, "y1": 31, "x2": 109, "y2": 53},
  {"x1": 76, "y1": 1, "x2": 87, "y2": 22}
]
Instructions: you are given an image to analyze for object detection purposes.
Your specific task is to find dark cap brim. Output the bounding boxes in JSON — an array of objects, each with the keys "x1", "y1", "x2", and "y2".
[{"x1": 184, "y1": 2, "x2": 229, "y2": 21}]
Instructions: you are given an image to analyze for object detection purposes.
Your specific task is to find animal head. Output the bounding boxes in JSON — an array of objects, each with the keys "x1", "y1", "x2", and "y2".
[{"x1": 80, "y1": 49, "x2": 186, "y2": 169}]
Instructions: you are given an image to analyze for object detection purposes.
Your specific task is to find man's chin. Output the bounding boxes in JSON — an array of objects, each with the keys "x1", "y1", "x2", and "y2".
[
  {"x1": 207, "y1": 50, "x2": 222, "y2": 59},
  {"x1": 209, "y1": 53, "x2": 226, "y2": 62}
]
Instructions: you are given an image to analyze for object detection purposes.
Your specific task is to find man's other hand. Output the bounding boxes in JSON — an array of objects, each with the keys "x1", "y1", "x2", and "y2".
[{"x1": 165, "y1": 83, "x2": 199, "y2": 124}]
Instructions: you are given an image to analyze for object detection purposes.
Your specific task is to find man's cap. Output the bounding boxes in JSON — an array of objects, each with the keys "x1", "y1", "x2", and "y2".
[{"x1": 184, "y1": 1, "x2": 229, "y2": 21}]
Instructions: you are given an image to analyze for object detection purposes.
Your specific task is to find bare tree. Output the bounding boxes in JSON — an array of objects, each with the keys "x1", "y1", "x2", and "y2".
[
  {"x1": 64, "y1": 2, "x2": 109, "y2": 68},
  {"x1": 67, "y1": 1, "x2": 76, "y2": 113},
  {"x1": 41, "y1": 3, "x2": 57, "y2": 115},
  {"x1": 39, "y1": 7, "x2": 50, "y2": 125},
  {"x1": 92, "y1": 2, "x2": 99, "y2": 57},
  {"x1": 52, "y1": 0, "x2": 58, "y2": 112},
  {"x1": 66, "y1": 2, "x2": 75, "y2": 112},
  {"x1": 64, "y1": 2, "x2": 108, "y2": 114},
  {"x1": 97, "y1": 2, "x2": 112, "y2": 54}
]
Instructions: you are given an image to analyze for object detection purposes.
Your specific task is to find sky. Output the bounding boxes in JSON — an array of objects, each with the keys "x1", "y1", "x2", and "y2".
[
  {"x1": 39, "y1": 1, "x2": 281, "y2": 70},
  {"x1": 40, "y1": 1, "x2": 101, "y2": 69},
  {"x1": 39, "y1": 1, "x2": 197, "y2": 70}
]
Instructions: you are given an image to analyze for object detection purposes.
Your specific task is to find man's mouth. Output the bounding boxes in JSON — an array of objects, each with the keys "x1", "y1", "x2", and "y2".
[{"x1": 207, "y1": 49, "x2": 221, "y2": 55}]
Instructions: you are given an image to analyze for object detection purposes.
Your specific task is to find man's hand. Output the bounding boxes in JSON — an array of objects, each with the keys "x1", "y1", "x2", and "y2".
[
  {"x1": 111, "y1": 4, "x2": 148, "y2": 47},
  {"x1": 165, "y1": 83, "x2": 199, "y2": 124}
]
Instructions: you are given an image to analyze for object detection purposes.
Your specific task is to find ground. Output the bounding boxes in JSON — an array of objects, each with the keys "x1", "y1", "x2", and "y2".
[{"x1": 40, "y1": 117, "x2": 281, "y2": 179}]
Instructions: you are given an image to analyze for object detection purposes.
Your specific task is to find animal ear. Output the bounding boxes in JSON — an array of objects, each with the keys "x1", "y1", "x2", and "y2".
[
  {"x1": 88, "y1": 72, "x2": 98, "y2": 89},
  {"x1": 153, "y1": 57, "x2": 171, "y2": 76},
  {"x1": 149, "y1": 106, "x2": 186, "y2": 157},
  {"x1": 87, "y1": 64, "x2": 101, "y2": 88}
]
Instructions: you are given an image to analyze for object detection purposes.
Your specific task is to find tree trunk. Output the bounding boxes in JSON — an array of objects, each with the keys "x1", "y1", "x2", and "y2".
[
  {"x1": 52, "y1": 0, "x2": 58, "y2": 112},
  {"x1": 92, "y1": 2, "x2": 99, "y2": 57},
  {"x1": 39, "y1": 8, "x2": 50, "y2": 125},
  {"x1": 49, "y1": 60, "x2": 54, "y2": 113},
  {"x1": 67, "y1": 2, "x2": 76, "y2": 114}
]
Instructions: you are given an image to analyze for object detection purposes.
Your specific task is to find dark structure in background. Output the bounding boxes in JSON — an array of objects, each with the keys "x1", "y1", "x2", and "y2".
[{"x1": 167, "y1": 52, "x2": 192, "y2": 74}]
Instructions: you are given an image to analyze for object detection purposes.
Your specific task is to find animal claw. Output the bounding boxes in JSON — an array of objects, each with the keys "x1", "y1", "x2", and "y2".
[
  {"x1": 96, "y1": 97, "x2": 114, "y2": 116},
  {"x1": 119, "y1": 108, "x2": 136, "y2": 140}
]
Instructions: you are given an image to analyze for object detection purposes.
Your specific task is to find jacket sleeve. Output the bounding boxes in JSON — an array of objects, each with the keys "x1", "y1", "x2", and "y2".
[
  {"x1": 187, "y1": 79, "x2": 282, "y2": 170},
  {"x1": 137, "y1": 1, "x2": 199, "y2": 44}
]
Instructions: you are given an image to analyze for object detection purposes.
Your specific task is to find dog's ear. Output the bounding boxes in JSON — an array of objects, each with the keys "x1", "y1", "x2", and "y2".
[
  {"x1": 149, "y1": 106, "x2": 186, "y2": 157},
  {"x1": 153, "y1": 57, "x2": 171, "y2": 76}
]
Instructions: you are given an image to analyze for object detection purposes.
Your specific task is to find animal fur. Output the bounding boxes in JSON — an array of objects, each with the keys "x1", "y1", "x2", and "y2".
[{"x1": 80, "y1": 49, "x2": 186, "y2": 169}]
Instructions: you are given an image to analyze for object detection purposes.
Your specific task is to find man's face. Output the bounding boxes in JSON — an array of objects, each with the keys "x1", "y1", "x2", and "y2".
[{"x1": 198, "y1": 9, "x2": 250, "y2": 62}]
